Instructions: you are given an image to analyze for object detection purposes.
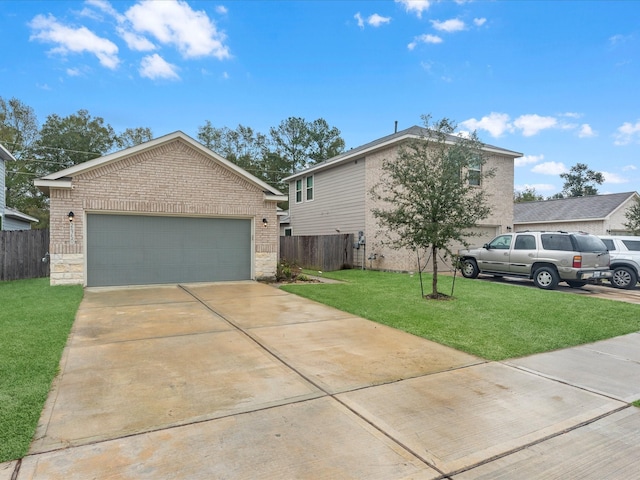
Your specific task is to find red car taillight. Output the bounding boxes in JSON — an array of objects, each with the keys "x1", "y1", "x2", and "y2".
[{"x1": 573, "y1": 255, "x2": 582, "y2": 268}]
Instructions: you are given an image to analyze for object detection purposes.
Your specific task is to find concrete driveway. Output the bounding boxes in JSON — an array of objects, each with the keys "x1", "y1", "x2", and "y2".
[{"x1": 5, "y1": 282, "x2": 640, "y2": 479}]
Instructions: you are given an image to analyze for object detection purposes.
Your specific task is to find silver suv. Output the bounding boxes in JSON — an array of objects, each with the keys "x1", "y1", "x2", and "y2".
[
  {"x1": 458, "y1": 231, "x2": 612, "y2": 290},
  {"x1": 599, "y1": 235, "x2": 640, "y2": 289}
]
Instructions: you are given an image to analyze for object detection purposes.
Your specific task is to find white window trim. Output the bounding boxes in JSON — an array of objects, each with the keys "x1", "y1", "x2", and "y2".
[
  {"x1": 295, "y1": 179, "x2": 303, "y2": 204},
  {"x1": 305, "y1": 175, "x2": 314, "y2": 202}
]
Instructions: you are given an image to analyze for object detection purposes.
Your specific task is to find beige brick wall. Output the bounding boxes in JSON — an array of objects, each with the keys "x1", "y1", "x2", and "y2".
[
  {"x1": 49, "y1": 138, "x2": 279, "y2": 285},
  {"x1": 363, "y1": 144, "x2": 513, "y2": 273}
]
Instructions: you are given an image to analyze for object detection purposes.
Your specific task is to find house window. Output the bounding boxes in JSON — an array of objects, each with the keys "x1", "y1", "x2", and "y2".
[
  {"x1": 295, "y1": 179, "x2": 303, "y2": 203},
  {"x1": 284, "y1": 227, "x2": 292, "y2": 236},
  {"x1": 468, "y1": 157, "x2": 481, "y2": 186},
  {"x1": 306, "y1": 175, "x2": 314, "y2": 201}
]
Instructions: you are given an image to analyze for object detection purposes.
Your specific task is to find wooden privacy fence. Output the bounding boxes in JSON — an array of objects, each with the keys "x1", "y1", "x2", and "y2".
[
  {"x1": 0, "y1": 229, "x2": 50, "y2": 281},
  {"x1": 280, "y1": 234, "x2": 354, "y2": 272}
]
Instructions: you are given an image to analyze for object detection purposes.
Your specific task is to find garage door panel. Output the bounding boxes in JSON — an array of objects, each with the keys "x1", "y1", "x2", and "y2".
[{"x1": 87, "y1": 215, "x2": 251, "y2": 287}]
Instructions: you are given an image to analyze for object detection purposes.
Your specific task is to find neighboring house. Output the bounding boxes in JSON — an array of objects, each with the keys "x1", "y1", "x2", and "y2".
[
  {"x1": 34, "y1": 131, "x2": 286, "y2": 287},
  {"x1": 514, "y1": 192, "x2": 640, "y2": 235},
  {"x1": 0, "y1": 143, "x2": 38, "y2": 230},
  {"x1": 283, "y1": 125, "x2": 522, "y2": 272},
  {"x1": 279, "y1": 211, "x2": 292, "y2": 236}
]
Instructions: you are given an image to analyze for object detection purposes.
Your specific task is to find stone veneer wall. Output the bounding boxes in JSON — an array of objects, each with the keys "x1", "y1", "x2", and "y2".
[{"x1": 49, "y1": 139, "x2": 279, "y2": 285}]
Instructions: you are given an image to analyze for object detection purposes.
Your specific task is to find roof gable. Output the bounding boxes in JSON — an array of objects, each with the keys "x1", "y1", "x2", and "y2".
[
  {"x1": 514, "y1": 192, "x2": 639, "y2": 223},
  {"x1": 34, "y1": 131, "x2": 285, "y2": 199},
  {"x1": 283, "y1": 125, "x2": 523, "y2": 181}
]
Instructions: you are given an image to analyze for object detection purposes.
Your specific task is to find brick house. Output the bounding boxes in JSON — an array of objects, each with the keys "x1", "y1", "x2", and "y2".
[
  {"x1": 34, "y1": 131, "x2": 286, "y2": 286},
  {"x1": 514, "y1": 192, "x2": 640, "y2": 235},
  {"x1": 283, "y1": 125, "x2": 522, "y2": 272}
]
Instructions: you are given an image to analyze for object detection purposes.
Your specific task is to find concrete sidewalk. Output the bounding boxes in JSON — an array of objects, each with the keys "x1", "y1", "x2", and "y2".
[{"x1": 5, "y1": 282, "x2": 640, "y2": 479}]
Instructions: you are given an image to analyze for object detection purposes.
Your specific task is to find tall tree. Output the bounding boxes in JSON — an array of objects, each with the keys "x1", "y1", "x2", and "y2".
[
  {"x1": 270, "y1": 117, "x2": 345, "y2": 173},
  {"x1": 370, "y1": 115, "x2": 494, "y2": 299},
  {"x1": 269, "y1": 117, "x2": 311, "y2": 173},
  {"x1": 20, "y1": 110, "x2": 116, "y2": 220},
  {"x1": 624, "y1": 196, "x2": 640, "y2": 235},
  {"x1": 0, "y1": 97, "x2": 40, "y2": 212},
  {"x1": 514, "y1": 187, "x2": 544, "y2": 203},
  {"x1": 307, "y1": 118, "x2": 345, "y2": 164},
  {"x1": 560, "y1": 163, "x2": 604, "y2": 197},
  {"x1": 115, "y1": 127, "x2": 153, "y2": 149}
]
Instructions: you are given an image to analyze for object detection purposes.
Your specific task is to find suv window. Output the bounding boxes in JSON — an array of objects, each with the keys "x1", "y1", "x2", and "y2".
[
  {"x1": 622, "y1": 239, "x2": 640, "y2": 251},
  {"x1": 573, "y1": 235, "x2": 608, "y2": 252},
  {"x1": 514, "y1": 235, "x2": 536, "y2": 250},
  {"x1": 541, "y1": 234, "x2": 573, "y2": 251},
  {"x1": 601, "y1": 239, "x2": 616, "y2": 251},
  {"x1": 488, "y1": 234, "x2": 512, "y2": 250}
]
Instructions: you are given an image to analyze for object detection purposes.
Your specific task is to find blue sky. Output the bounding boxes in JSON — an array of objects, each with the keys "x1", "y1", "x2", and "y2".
[{"x1": 1, "y1": 0, "x2": 639, "y2": 196}]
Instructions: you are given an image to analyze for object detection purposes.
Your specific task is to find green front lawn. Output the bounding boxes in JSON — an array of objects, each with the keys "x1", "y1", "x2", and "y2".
[
  {"x1": 283, "y1": 270, "x2": 640, "y2": 361},
  {"x1": 0, "y1": 278, "x2": 83, "y2": 463}
]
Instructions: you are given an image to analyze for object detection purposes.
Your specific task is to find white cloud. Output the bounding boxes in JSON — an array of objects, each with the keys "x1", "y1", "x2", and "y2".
[
  {"x1": 216, "y1": 5, "x2": 228, "y2": 15},
  {"x1": 125, "y1": 0, "x2": 230, "y2": 59},
  {"x1": 515, "y1": 183, "x2": 556, "y2": 193},
  {"x1": 368, "y1": 13, "x2": 392, "y2": 27},
  {"x1": 473, "y1": 18, "x2": 486, "y2": 27},
  {"x1": 614, "y1": 120, "x2": 640, "y2": 145},
  {"x1": 356, "y1": 12, "x2": 391, "y2": 28},
  {"x1": 117, "y1": 27, "x2": 156, "y2": 51},
  {"x1": 29, "y1": 14, "x2": 120, "y2": 69},
  {"x1": 66, "y1": 67, "x2": 82, "y2": 76},
  {"x1": 395, "y1": 0, "x2": 431, "y2": 18},
  {"x1": 513, "y1": 114, "x2": 557, "y2": 136},
  {"x1": 431, "y1": 18, "x2": 465, "y2": 32},
  {"x1": 560, "y1": 112, "x2": 581, "y2": 119},
  {"x1": 139, "y1": 53, "x2": 180, "y2": 80},
  {"x1": 460, "y1": 112, "x2": 512, "y2": 138},
  {"x1": 354, "y1": 12, "x2": 364, "y2": 28},
  {"x1": 408, "y1": 34, "x2": 442, "y2": 50},
  {"x1": 622, "y1": 164, "x2": 637, "y2": 171},
  {"x1": 578, "y1": 124, "x2": 596, "y2": 138},
  {"x1": 609, "y1": 33, "x2": 631, "y2": 46},
  {"x1": 531, "y1": 161, "x2": 568, "y2": 175},
  {"x1": 602, "y1": 172, "x2": 628, "y2": 184},
  {"x1": 85, "y1": 0, "x2": 125, "y2": 21},
  {"x1": 514, "y1": 154, "x2": 543, "y2": 167}
]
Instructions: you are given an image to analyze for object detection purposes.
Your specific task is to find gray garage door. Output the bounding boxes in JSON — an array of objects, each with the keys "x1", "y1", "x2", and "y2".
[{"x1": 86, "y1": 214, "x2": 251, "y2": 287}]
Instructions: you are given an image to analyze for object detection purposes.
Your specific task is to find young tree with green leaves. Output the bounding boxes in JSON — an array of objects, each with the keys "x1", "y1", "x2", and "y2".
[
  {"x1": 560, "y1": 162, "x2": 604, "y2": 197},
  {"x1": 624, "y1": 196, "x2": 640, "y2": 235},
  {"x1": 370, "y1": 116, "x2": 494, "y2": 299}
]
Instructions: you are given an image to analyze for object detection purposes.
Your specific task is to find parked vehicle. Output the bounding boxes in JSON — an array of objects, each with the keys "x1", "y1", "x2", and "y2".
[
  {"x1": 598, "y1": 235, "x2": 640, "y2": 289},
  {"x1": 458, "y1": 231, "x2": 611, "y2": 290}
]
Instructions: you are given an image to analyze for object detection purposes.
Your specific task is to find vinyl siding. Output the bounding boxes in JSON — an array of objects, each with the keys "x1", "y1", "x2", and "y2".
[
  {"x1": 288, "y1": 158, "x2": 366, "y2": 236},
  {"x1": 3, "y1": 216, "x2": 32, "y2": 231}
]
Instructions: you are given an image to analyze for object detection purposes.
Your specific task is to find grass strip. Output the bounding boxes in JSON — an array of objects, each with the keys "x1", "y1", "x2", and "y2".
[
  {"x1": 283, "y1": 269, "x2": 640, "y2": 361},
  {"x1": 0, "y1": 278, "x2": 83, "y2": 463}
]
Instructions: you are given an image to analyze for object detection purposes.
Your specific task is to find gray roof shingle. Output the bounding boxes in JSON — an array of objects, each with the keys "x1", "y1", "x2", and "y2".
[
  {"x1": 284, "y1": 125, "x2": 522, "y2": 181},
  {"x1": 514, "y1": 192, "x2": 637, "y2": 223}
]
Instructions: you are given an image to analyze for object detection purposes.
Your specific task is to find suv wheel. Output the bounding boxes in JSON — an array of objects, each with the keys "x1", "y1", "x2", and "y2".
[
  {"x1": 533, "y1": 266, "x2": 559, "y2": 290},
  {"x1": 461, "y1": 259, "x2": 480, "y2": 279},
  {"x1": 611, "y1": 266, "x2": 638, "y2": 290}
]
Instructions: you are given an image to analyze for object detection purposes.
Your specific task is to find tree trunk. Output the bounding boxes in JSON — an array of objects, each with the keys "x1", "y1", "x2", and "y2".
[{"x1": 431, "y1": 244, "x2": 438, "y2": 296}]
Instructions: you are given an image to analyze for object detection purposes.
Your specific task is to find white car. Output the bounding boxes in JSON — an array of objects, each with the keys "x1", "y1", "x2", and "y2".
[{"x1": 599, "y1": 235, "x2": 640, "y2": 289}]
